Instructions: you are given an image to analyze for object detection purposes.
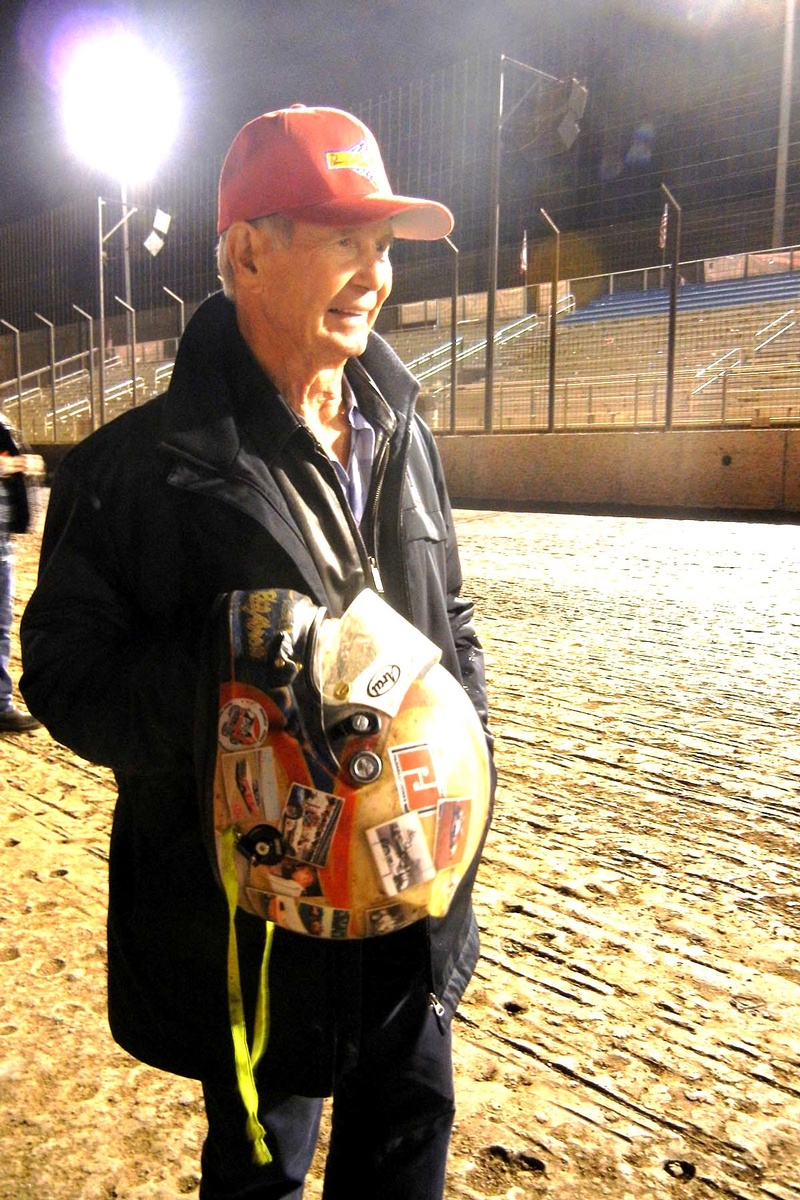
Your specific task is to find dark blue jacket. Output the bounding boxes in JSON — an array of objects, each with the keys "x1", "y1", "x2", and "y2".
[{"x1": 20, "y1": 292, "x2": 492, "y2": 1091}]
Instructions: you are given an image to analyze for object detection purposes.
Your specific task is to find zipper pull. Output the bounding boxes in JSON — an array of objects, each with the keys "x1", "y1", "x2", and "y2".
[
  {"x1": 368, "y1": 556, "x2": 384, "y2": 595},
  {"x1": 428, "y1": 992, "x2": 445, "y2": 1018}
]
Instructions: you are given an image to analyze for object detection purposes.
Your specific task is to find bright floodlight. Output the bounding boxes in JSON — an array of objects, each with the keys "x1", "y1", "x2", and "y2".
[{"x1": 61, "y1": 30, "x2": 180, "y2": 184}]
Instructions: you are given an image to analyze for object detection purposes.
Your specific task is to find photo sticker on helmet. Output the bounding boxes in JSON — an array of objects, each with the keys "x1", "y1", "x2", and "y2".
[
  {"x1": 390, "y1": 742, "x2": 441, "y2": 814},
  {"x1": 281, "y1": 784, "x2": 344, "y2": 866},
  {"x1": 298, "y1": 902, "x2": 351, "y2": 939},
  {"x1": 366, "y1": 812, "x2": 436, "y2": 897},
  {"x1": 220, "y1": 747, "x2": 281, "y2": 826},
  {"x1": 218, "y1": 698, "x2": 269, "y2": 750},
  {"x1": 433, "y1": 798, "x2": 472, "y2": 868},
  {"x1": 255, "y1": 894, "x2": 307, "y2": 933},
  {"x1": 245, "y1": 891, "x2": 351, "y2": 938},
  {"x1": 365, "y1": 901, "x2": 420, "y2": 937}
]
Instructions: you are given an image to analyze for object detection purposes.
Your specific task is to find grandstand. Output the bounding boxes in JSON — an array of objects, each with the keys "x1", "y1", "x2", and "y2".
[
  {"x1": 2, "y1": 10, "x2": 800, "y2": 454},
  {"x1": 3, "y1": 244, "x2": 800, "y2": 445},
  {"x1": 383, "y1": 251, "x2": 800, "y2": 434}
]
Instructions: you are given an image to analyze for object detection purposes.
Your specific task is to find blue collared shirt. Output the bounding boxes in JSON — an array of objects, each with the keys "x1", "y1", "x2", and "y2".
[{"x1": 329, "y1": 379, "x2": 375, "y2": 526}]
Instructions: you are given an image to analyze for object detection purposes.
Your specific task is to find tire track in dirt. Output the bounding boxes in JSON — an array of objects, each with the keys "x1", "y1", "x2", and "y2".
[
  {"x1": 3, "y1": 506, "x2": 800, "y2": 1198},
  {"x1": 448, "y1": 511, "x2": 800, "y2": 1199}
]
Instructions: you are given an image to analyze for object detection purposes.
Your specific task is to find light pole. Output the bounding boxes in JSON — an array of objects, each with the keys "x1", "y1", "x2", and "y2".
[
  {"x1": 121, "y1": 182, "x2": 134, "y2": 343},
  {"x1": 0, "y1": 320, "x2": 23, "y2": 432},
  {"x1": 444, "y1": 238, "x2": 459, "y2": 434},
  {"x1": 115, "y1": 295, "x2": 138, "y2": 407},
  {"x1": 163, "y1": 287, "x2": 186, "y2": 339},
  {"x1": 484, "y1": 55, "x2": 586, "y2": 431},
  {"x1": 59, "y1": 23, "x2": 180, "y2": 425},
  {"x1": 72, "y1": 305, "x2": 96, "y2": 430},
  {"x1": 661, "y1": 183, "x2": 682, "y2": 429},
  {"x1": 34, "y1": 313, "x2": 57, "y2": 441},
  {"x1": 540, "y1": 209, "x2": 560, "y2": 432},
  {"x1": 96, "y1": 194, "x2": 139, "y2": 426},
  {"x1": 773, "y1": 0, "x2": 796, "y2": 247}
]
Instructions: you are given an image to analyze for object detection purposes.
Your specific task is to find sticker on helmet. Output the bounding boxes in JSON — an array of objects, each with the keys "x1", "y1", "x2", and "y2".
[
  {"x1": 298, "y1": 902, "x2": 351, "y2": 938},
  {"x1": 365, "y1": 901, "x2": 422, "y2": 936},
  {"x1": 366, "y1": 663, "x2": 401, "y2": 698},
  {"x1": 220, "y1": 747, "x2": 281, "y2": 826},
  {"x1": 433, "y1": 797, "x2": 472, "y2": 868},
  {"x1": 366, "y1": 811, "x2": 436, "y2": 896},
  {"x1": 246, "y1": 889, "x2": 351, "y2": 938},
  {"x1": 281, "y1": 784, "x2": 344, "y2": 866},
  {"x1": 218, "y1": 699, "x2": 269, "y2": 750},
  {"x1": 389, "y1": 742, "x2": 441, "y2": 814}
]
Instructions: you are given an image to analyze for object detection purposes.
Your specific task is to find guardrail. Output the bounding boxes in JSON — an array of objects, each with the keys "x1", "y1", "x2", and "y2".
[
  {"x1": 424, "y1": 365, "x2": 800, "y2": 433},
  {"x1": 4, "y1": 266, "x2": 800, "y2": 443}
]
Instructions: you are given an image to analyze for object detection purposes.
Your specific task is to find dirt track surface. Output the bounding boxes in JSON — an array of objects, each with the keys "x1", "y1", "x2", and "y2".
[{"x1": 2, "y1": 505, "x2": 800, "y2": 1199}]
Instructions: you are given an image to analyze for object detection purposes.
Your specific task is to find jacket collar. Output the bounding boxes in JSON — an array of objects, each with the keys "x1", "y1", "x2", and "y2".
[{"x1": 160, "y1": 292, "x2": 297, "y2": 470}]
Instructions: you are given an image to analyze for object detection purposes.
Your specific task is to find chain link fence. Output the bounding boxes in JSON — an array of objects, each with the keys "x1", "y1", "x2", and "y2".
[{"x1": 1, "y1": 11, "x2": 799, "y2": 441}]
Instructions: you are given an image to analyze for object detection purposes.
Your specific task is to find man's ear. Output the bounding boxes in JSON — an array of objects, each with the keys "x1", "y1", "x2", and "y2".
[{"x1": 226, "y1": 222, "x2": 265, "y2": 287}]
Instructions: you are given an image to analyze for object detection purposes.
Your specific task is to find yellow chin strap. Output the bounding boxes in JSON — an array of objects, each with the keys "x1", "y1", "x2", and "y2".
[{"x1": 220, "y1": 825, "x2": 274, "y2": 1166}]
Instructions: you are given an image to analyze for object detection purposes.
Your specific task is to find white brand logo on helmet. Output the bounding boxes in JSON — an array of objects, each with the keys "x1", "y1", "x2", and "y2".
[
  {"x1": 367, "y1": 663, "x2": 401, "y2": 697},
  {"x1": 326, "y1": 140, "x2": 381, "y2": 188}
]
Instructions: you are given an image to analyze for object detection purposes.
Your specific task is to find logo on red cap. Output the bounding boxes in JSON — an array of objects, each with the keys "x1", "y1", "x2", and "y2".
[{"x1": 326, "y1": 141, "x2": 381, "y2": 189}]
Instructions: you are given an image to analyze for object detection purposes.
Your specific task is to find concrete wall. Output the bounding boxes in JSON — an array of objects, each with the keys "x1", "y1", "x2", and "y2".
[
  {"x1": 33, "y1": 427, "x2": 800, "y2": 514},
  {"x1": 436, "y1": 428, "x2": 800, "y2": 513}
]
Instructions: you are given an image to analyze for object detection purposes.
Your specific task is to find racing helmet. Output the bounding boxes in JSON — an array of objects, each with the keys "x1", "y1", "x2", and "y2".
[{"x1": 205, "y1": 587, "x2": 492, "y2": 939}]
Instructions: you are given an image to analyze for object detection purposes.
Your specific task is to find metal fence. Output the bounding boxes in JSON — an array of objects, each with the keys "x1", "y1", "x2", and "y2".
[
  {"x1": 2, "y1": 11, "x2": 800, "y2": 442},
  {"x1": 382, "y1": 242, "x2": 800, "y2": 436},
  {"x1": 5, "y1": 237, "x2": 800, "y2": 445},
  {"x1": 2, "y1": 8, "x2": 800, "y2": 324}
]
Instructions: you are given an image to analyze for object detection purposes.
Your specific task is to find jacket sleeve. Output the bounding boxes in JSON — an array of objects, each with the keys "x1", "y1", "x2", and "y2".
[
  {"x1": 414, "y1": 418, "x2": 492, "y2": 743},
  {"x1": 20, "y1": 458, "x2": 199, "y2": 774},
  {"x1": 442, "y1": 481, "x2": 492, "y2": 739}
]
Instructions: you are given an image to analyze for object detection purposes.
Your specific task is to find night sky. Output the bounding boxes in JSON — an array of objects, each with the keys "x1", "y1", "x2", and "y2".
[
  {"x1": 0, "y1": 0, "x2": 787, "y2": 223},
  {"x1": 0, "y1": 0, "x2": 547, "y2": 220}
]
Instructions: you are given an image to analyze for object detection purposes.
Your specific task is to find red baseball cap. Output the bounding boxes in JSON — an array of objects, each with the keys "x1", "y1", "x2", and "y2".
[{"x1": 217, "y1": 105, "x2": 454, "y2": 240}]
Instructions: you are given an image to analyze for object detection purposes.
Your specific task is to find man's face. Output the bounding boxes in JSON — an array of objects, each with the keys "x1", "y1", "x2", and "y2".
[{"x1": 251, "y1": 219, "x2": 394, "y2": 369}]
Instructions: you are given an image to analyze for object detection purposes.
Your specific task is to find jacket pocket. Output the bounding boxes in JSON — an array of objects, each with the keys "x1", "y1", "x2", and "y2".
[{"x1": 402, "y1": 504, "x2": 447, "y2": 545}]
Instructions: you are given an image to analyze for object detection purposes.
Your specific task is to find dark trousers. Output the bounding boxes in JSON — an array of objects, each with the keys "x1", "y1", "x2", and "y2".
[{"x1": 199, "y1": 932, "x2": 456, "y2": 1199}]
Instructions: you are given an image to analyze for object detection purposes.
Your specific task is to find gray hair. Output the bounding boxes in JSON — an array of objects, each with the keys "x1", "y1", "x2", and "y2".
[{"x1": 216, "y1": 214, "x2": 294, "y2": 298}]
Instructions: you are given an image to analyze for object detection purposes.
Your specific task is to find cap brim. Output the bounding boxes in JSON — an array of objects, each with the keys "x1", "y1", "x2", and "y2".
[{"x1": 279, "y1": 194, "x2": 454, "y2": 240}]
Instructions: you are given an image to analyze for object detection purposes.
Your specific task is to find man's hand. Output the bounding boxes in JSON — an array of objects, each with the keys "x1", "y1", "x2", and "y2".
[
  {"x1": 21, "y1": 454, "x2": 46, "y2": 477},
  {"x1": 0, "y1": 453, "x2": 45, "y2": 477}
]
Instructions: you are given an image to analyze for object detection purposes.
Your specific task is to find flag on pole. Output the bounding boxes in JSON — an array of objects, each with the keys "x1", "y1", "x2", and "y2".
[
  {"x1": 658, "y1": 203, "x2": 668, "y2": 252},
  {"x1": 520, "y1": 228, "x2": 528, "y2": 275}
]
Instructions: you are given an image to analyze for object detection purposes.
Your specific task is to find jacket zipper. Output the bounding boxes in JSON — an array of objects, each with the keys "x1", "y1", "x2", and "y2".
[
  {"x1": 296, "y1": 431, "x2": 386, "y2": 598},
  {"x1": 362, "y1": 434, "x2": 390, "y2": 594},
  {"x1": 428, "y1": 988, "x2": 446, "y2": 1032}
]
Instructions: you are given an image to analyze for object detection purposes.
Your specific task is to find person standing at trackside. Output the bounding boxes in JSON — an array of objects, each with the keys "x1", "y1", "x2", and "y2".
[
  {"x1": 0, "y1": 417, "x2": 42, "y2": 733},
  {"x1": 20, "y1": 105, "x2": 494, "y2": 1199}
]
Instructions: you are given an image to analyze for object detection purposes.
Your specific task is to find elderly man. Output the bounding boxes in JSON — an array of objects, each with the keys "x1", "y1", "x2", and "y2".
[{"x1": 21, "y1": 105, "x2": 492, "y2": 1199}]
